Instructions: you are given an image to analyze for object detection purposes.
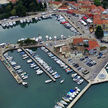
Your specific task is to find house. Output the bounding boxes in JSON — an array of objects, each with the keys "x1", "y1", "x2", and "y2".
[
  {"x1": 86, "y1": 40, "x2": 100, "y2": 54},
  {"x1": 73, "y1": 37, "x2": 100, "y2": 54},
  {"x1": 93, "y1": 14, "x2": 108, "y2": 32}
]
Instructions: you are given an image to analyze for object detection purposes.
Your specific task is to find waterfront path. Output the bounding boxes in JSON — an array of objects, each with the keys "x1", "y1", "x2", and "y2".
[
  {"x1": 21, "y1": 47, "x2": 56, "y2": 82},
  {"x1": 67, "y1": 83, "x2": 91, "y2": 108}
]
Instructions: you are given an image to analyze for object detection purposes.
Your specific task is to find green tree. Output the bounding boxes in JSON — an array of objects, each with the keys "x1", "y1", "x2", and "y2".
[
  {"x1": 95, "y1": 26, "x2": 104, "y2": 39},
  {"x1": 44, "y1": 2, "x2": 47, "y2": 9},
  {"x1": 15, "y1": 1, "x2": 26, "y2": 16},
  {"x1": 38, "y1": 2, "x2": 44, "y2": 10},
  {"x1": 94, "y1": 0, "x2": 101, "y2": 6},
  {"x1": 10, "y1": 9, "x2": 16, "y2": 16},
  {"x1": 102, "y1": 0, "x2": 108, "y2": 9}
]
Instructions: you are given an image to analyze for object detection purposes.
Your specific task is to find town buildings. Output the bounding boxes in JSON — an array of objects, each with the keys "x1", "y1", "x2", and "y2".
[{"x1": 49, "y1": 0, "x2": 108, "y2": 32}]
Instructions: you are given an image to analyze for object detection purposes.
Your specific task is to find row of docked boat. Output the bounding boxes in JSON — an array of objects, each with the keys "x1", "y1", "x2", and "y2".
[
  {"x1": 1, "y1": 21, "x2": 16, "y2": 28},
  {"x1": 41, "y1": 46, "x2": 73, "y2": 74},
  {"x1": 54, "y1": 87, "x2": 80, "y2": 108},
  {"x1": 41, "y1": 47, "x2": 84, "y2": 85},
  {"x1": 41, "y1": 14, "x2": 52, "y2": 19},
  {"x1": 17, "y1": 49, "x2": 44, "y2": 75},
  {"x1": 55, "y1": 15, "x2": 78, "y2": 33},
  {"x1": 71, "y1": 73, "x2": 84, "y2": 85},
  {"x1": 4, "y1": 52, "x2": 28, "y2": 86},
  {"x1": 1, "y1": 13, "x2": 53, "y2": 29},
  {"x1": 26, "y1": 48, "x2": 62, "y2": 82},
  {"x1": 33, "y1": 54, "x2": 61, "y2": 79}
]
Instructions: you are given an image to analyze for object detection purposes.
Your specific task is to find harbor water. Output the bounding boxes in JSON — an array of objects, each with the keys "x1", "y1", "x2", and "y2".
[
  {"x1": 0, "y1": 17, "x2": 74, "y2": 43},
  {"x1": 0, "y1": 18, "x2": 108, "y2": 108}
]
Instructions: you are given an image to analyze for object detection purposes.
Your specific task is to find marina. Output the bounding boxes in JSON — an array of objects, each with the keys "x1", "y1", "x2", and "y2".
[
  {"x1": 0, "y1": 11, "x2": 107, "y2": 108},
  {"x1": 1, "y1": 48, "x2": 87, "y2": 108}
]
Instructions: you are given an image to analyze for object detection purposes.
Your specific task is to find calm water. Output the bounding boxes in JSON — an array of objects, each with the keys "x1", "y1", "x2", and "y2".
[
  {"x1": 0, "y1": 17, "x2": 74, "y2": 43},
  {"x1": 0, "y1": 18, "x2": 108, "y2": 108}
]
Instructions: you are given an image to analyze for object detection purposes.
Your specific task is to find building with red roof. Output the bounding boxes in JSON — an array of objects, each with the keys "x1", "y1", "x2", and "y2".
[
  {"x1": 73, "y1": 37, "x2": 100, "y2": 54},
  {"x1": 86, "y1": 40, "x2": 99, "y2": 50}
]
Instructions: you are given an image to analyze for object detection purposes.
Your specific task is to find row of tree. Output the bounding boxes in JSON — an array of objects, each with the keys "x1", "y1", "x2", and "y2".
[{"x1": 0, "y1": 0, "x2": 47, "y2": 19}]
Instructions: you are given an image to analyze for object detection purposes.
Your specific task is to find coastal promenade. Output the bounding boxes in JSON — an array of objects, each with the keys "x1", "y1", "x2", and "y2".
[{"x1": 21, "y1": 47, "x2": 56, "y2": 82}]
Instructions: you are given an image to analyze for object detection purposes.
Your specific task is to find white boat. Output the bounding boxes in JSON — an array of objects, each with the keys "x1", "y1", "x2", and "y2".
[
  {"x1": 22, "y1": 75, "x2": 28, "y2": 80},
  {"x1": 60, "y1": 79, "x2": 64, "y2": 84},
  {"x1": 36, "y1": 69, "x2": 43, "y2": 75},
  {"x1": 106, "y1": 66, "x2": 108, "y2": 70},
  {"x1": 14, "y1": 65, "x2": 21, "y2": 70},
  {"x1": 45, "y1": 79, "x2": 52, "y2": 83},
  {"x1": 54, "y1": 105, "x2": 62, "y2": 108},
  {"x1": 75, "y1": 87, "x2": 80, "y2": 92},
  {"x1": 77, "y1": 79, "x2": 84, "y2": 85},
  {"x1": 27, "y1": 59, "x2": 32, "y2": 63},
  {"x1": 71, "y1": 73, "x2": 77, "y2": 78},
  {"x1": 60, "y1": 100, "x2": 67, "y2": 105},
  {"x1": 57, "y1": 102, "x2": 64, "y2": 108},
  {"x1": 17, "y1": 49, "x2": 22, "y2": 52},
  {"x1": 52, "y1": 72, "x2": 57, "y2": 76},
  {"x1": 22, "y1": 82, "x2": 28, "y2": 87},
  {"x1": 62, "y1": 97, "x2": 70, "y2": 103}
]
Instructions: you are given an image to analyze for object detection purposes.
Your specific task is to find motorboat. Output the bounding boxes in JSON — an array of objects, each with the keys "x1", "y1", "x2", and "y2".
[
  {"x1": 77, "y1": 79, "x2": 84, "y2": 85},
  {"x1": 60, "y1": 79, "x2": 64, "y2": 84},
  {"x1": 45, "y1": 79, "x2": 52, "y2": 83},
  {"x1": 66, "y1": 95, "x2": 72, "y2": 101},
  {"x1": 62, "y1": 97, "x2": 70, "y2": 103},
  {"x1": 71, "y1": 73, "x2": 77, "y2": 78},
  {"x1": 27, "y1": 59, "x2": 32, "y2": 63},
  {"x1": 60, "y1": 100, "x2": 67, "y2": 105},
  {"x1": 22, "y1": 82, "x2": 28, "y2": 87},
  {"x1": 52, "y1": 72, "x2": 57, "y2": 76},
  {"x1": 57, "y1": 102, "x2": 64, "y2": 108},
  {"x1": 54, "y1": 105, "x2": 62, "y2": 108}
]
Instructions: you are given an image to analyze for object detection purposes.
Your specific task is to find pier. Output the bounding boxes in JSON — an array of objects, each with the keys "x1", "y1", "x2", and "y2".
[
  {"x1": 1, "y1": 56, "x2": 23, "y2": 84},
  {"x1": 21, "y1": 47, "x2": 56, "y2": 82},
  {"x1": 67, "y1": 83, "x2": 91, "y2": 108}
]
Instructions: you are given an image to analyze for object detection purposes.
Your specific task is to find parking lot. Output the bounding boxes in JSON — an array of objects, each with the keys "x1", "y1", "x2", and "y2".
[{"x1": 67, "y1": 49, "x2": 108, "y2": 81}]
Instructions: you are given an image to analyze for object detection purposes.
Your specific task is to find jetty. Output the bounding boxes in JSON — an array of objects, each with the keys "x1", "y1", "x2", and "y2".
[
  {"x1": 1, "y1": 56, "x2": 23, "y2": 84},
  {"x1": 67, "y1": 83, "x2": 91, "y2": 108},
  {"x1": 21, "y1": 47, "x2": 56, "y2": 82}
]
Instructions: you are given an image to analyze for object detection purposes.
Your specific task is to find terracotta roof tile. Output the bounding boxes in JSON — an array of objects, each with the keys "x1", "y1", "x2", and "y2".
[{"x1": 87, "y1": 40, "x2": 99, "y2": 50}]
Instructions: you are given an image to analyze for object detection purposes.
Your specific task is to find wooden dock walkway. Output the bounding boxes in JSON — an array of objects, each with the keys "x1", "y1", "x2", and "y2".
[
  {"x1": 2, "y1": 56, "x2": 23, "y2": 84},
  {"x1": 67, "y1": 83, "x2": 91, "y2": 108},
  {"x1": 21, "y1": 47, "x2": 56, "y2": 82}
]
